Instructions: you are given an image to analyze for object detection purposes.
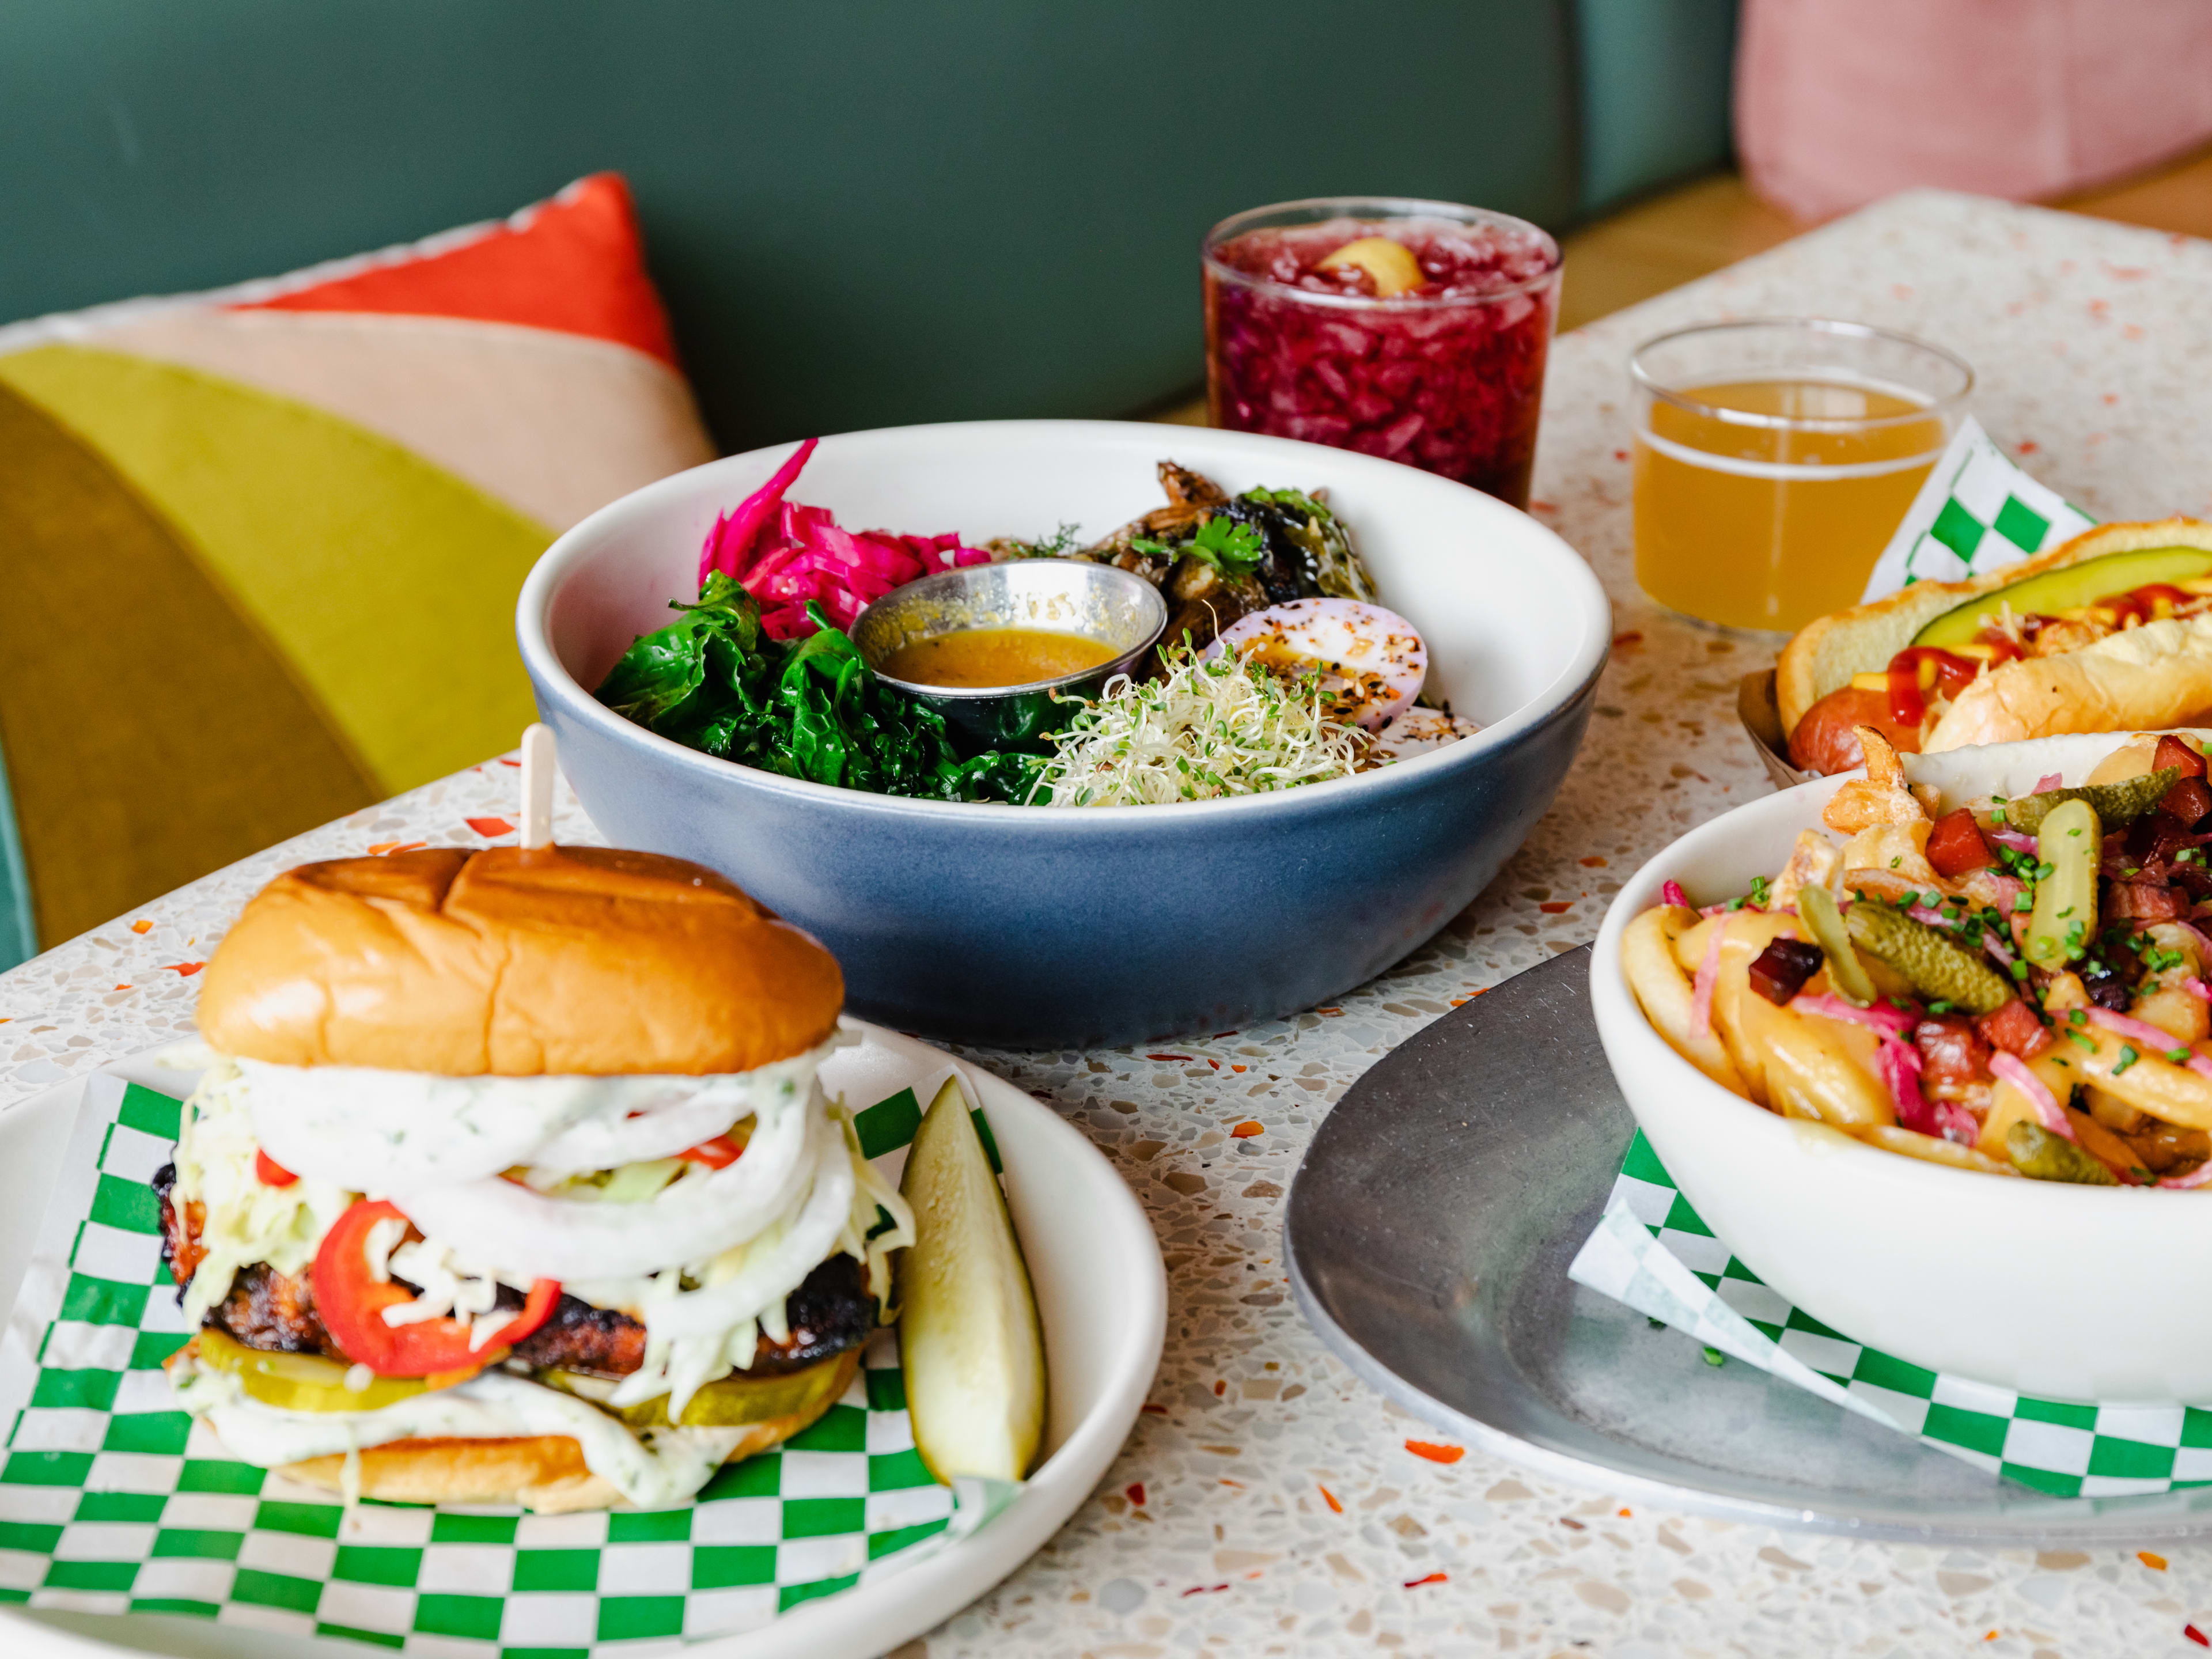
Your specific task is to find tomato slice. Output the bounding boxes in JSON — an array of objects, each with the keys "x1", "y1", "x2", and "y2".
[
  {"x1": 312, "y1": 1199, "x2": 560, "y2": 1378},
  {"x1": 255, "y1": 1150, "x2": 298, "y2": 1188},
  {"x1": 680, "y1": 1134, "x2": 744, "y2": 1169}
]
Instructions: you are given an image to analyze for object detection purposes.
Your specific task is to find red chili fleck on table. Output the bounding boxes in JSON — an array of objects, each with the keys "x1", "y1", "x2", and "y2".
[
  {"x1": 1405, "y1": 1440, "x2": 1464, "y2": 1464},
  {"x1": 1147, "y1": 1054, "x2": 1192, "y2": 1062},
  {"x1": 1403, "y1": 1571, "x2": 1448, "y2": 1588},
  {"x1": 1230, "y1": 1120, "x2": 1263, "y2": 1138},
  {"x1": 163, "y1": 963, "x2": 206, "y2": 977},
  {"x1": 466, "y1": 817, "x2": 514, "y2": 837},
  {"x1": 1125, "y1": 1482, "x2": 1145, "y2": 1506},
  {"x1": 130, "y1": 919, "x2": 153, "y2": 934},
  {"x1": 1181, "y1": 1584, "x2": 1230, "y2": 1597},
  {"x1": 2185, "y1": 1623, "x2": 2208, "y2": 1647},
  {"x1": 1319, "y1": 1485, "x2": 1342, "y2": 1513}
]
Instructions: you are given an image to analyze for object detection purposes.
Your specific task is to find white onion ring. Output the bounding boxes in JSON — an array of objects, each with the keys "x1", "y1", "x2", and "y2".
[
  {"x1": 528, "y1": 1073, "x2": 801, "y2": 1174},
  {"x1": 392, "y1": 1088, "x2": 819, "y2": 1281},
  {"x1": 645, "y1": 1120, "x2": 857, "y2": 1343}
]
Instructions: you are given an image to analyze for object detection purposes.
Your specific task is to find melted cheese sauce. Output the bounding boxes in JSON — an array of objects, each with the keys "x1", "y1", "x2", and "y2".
[{"x1": 880, "y1": 627, "x2": 1118, "y2": 688}]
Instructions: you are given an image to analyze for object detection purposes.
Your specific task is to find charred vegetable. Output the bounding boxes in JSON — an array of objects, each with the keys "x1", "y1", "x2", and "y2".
[{"x1": 1748, "y1": 937, "x2": 1824, "y2": 1006}]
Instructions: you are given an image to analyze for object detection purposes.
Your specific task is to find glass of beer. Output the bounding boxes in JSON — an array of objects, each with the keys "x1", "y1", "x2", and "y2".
[{"x1": 1629, "y1": 319, "x2": 1971, "y2": 633}]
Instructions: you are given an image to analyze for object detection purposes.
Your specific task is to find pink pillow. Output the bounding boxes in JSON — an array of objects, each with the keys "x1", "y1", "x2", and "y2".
[{"x1": 1736, "y1": 0, "x2": 2212, "y2": 221}]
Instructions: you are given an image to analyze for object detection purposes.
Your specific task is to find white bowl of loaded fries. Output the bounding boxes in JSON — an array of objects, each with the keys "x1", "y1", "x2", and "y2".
[{"x1": 1591, "y1": 725, "x2": 2212, "y2": 1401}]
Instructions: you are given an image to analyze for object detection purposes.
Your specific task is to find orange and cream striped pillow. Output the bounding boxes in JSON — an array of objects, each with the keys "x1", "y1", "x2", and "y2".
[{"x1": 0, "y1": 173, "x2": 714, "y2": 950}]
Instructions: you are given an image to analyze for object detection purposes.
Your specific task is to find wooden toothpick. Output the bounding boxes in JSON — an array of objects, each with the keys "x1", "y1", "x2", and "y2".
[{"x1": 520, "y1": 724, "x2": 556, "y2": 850}]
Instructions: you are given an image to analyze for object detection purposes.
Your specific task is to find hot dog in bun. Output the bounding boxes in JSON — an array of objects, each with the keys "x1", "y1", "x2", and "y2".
[{"x1": 1780, "y1": 518, "x2": 2212, "y2": 775}]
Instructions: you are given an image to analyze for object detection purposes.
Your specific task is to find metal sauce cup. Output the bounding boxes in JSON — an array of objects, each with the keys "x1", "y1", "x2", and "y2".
[{"x1": 851, "y1": 560, "x2": 1168, "y2": 749}]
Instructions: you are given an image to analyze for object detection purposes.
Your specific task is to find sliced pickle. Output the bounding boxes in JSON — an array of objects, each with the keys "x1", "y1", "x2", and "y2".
[
  {"x1": 899, "y1": 1076, "x2": 1046, "y2": 1483},
  {"x1": 196, "y1": 1327, "x2": 428, "y2": 1414},
  {"x1": 2006, "y1": 1120, "x2": 2119, "y2": 1185},
  {"x1": 2023, "y1": 797, "x2": 2101, "y2": 968},
  {"x1": 541, "y1": 1354, "x2": 851, "y2": 1429},
  {"x1": 1912, "y1": 546, "x2": 2212, "y2": 648}
]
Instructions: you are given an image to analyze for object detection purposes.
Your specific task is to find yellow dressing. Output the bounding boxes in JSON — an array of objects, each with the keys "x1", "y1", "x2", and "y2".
[{"x1": 880, "y1": 627, "x2": 1117, "y2": 689}]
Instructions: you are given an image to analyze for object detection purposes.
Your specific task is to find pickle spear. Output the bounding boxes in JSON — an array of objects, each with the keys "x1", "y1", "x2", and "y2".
[
  {"x1": 2006, "y1": 1120, "x2": 2119, "y2": 1185},
  {"x1": 899, "y1": 1077, "x2": 1046, "y2": 1483},
  {"x1": 1798, "y1": 884, "x2": 1876, "y2": 1006},
  {"x1": 1844, "y1": 900, "x2": 2012, "y2": 1014},
  {"x1": 2005, "y1": 770, "x2": 2176, "y2": 835},
  {"x1": 2023, "y1": 797, "x2": 2100, "y2": 969}
]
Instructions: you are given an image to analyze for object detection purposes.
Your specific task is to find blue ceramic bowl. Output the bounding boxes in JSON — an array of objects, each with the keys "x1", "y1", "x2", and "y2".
[{"x1": 517, "y1": 421, "x2": 1609, "y2": 1048}]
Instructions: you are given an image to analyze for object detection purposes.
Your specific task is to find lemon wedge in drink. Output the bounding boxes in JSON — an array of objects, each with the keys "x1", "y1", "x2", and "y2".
[
  {"x1": 898, "y1": 1075, "x2": 1046, "y2": 1483},
  {"x1": 1318, "y1": 235, "x2": 1425, "y2": 297}
]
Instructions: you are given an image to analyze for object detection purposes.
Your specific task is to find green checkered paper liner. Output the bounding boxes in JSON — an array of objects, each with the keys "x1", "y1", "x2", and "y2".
[
  {"x1": 1857, "y1": 414, "x2": 2096, "y2": 601},
  {"x1": 0, "y1": 1070, "x2": 1016, "y2": 1652},
  {"x1": 1569, "y1": 1131, "x2": 2212, "y2": 1499}
]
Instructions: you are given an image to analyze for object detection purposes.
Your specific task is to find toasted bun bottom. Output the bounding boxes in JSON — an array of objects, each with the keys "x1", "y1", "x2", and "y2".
[{"x1": 279, "y1": 1350, "x2": 861, "y2": 1513}]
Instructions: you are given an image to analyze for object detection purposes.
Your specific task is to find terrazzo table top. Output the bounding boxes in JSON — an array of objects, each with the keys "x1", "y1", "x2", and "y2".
[{"x1": 10, "y1": 189, "x2": 2212, "y2": 1658}]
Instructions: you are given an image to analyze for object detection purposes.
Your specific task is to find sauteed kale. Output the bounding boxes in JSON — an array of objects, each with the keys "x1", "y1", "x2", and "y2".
[{"x1": 597, "y1": 578, "x2": 1042, "y2": 802}]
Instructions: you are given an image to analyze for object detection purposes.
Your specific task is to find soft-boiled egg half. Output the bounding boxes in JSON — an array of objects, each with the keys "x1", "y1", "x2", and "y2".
[{"x1": 1207, "y1": 598, "x2": 1427, "y2": 730}]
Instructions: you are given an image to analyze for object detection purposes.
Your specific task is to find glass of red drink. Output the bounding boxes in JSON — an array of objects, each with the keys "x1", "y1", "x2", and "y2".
[{"x1": 1204, "y1": 197, "x2": 1562, "y2": 507}]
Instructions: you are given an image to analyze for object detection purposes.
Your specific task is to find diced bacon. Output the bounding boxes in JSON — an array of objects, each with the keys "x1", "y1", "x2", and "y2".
[
  {"x1": 2165, "y1": 775, "x2": 2212, "y2": 827},
  {"x1": 1975, "y1": 997, "x2": 2050, "y2": 1059},
  {"x1": 1926, "y1": 808, "x2": 1997, "y2": 877},
  {"x1": 1913, "y1": 1014, "x2": 1991, "y2": 1085},
  {"x1": 2156, "y1": 734, "x2": 2208, "y2": 781},
  {"x1": 2108, "y1": 881, "x2": 2186, "y2": 922}
]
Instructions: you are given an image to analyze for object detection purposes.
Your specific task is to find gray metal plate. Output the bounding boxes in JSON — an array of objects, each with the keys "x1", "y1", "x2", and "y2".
[{"x1": 1283, "y1": 947, "x2": 2212, "y2": 1542}]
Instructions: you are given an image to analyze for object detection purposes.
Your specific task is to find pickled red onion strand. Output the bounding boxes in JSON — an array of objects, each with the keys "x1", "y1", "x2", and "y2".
[
  {"x1": 2084, "y1": 1006, "x2": 2212, "y2": 1079},
  {"x1": 2187, "y1": 976, "x2": 2212, "y2": 1003},
  {"x1": 1989, "y1": 1051, "x2": 2072, "y2": 1138},
  {"x1": 1907, "y1": 904, "x2": 1950, "y2": 927},
  {"x1": 2033, "y1": 773, "x2": 2064, "y2": 793},
  {"x1": 1876, "y1": 1039, "x2": 1935, "y2": 1137},
  {"x1": 1661, "y1": 880, "x2": 1691, "y2": 910},
  {"x1": 1982, "y1": 931, "x2": 2016, "y2": 969},
  {"x1": 699, "y1": 438, "x2": 818, "y2": 588},
  {"x1": 2174, "y1": 921, "x2": 2212, "y2": 963},
  {"x1": 1789, "y1": 993, "x2": 1915, "y2": 1038},
  {"x1": 2160, "y1": 1160, "x2": 2212, "y2": 1190},
  {"x1": 1988, "y1": 828, "x2": 2038, "y2": 853},
  {"x1": 1689, "y1": 916, "x2": 1725, "y2": 1042}
]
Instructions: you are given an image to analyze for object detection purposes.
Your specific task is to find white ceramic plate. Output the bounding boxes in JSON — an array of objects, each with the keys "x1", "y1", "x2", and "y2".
[{"x1": 0, "y1": 1024, "x2": 1166, "y2": 1659}]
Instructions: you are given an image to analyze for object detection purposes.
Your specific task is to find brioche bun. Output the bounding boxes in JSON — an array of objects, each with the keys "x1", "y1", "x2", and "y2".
[
  {"x1": 198, "y1": 844, "x2": 842, "y2": 1075},
  {"x1": 278, "y1": 1350, "x2": 861, "y2": 1513},
  {"x1": 1777, "y1": 518, "x2": 2212, "y2": 736}
]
